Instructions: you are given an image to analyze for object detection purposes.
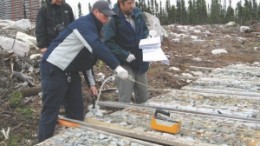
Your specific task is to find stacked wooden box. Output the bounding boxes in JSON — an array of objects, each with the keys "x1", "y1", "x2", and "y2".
[{"x1": 0, "y1": 0, "x2": 40, "y2": 22}]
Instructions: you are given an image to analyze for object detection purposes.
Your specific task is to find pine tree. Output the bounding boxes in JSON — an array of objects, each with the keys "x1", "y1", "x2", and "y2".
[
  {"x1": 209, "y1": 0, "x2": 222, "y2": 24},
  {"x1": 201, "y1": 0, "x2": 208, "y2": 24},
  {"x1": 176, "y1": 0, "x2": 182, "y2": 24},
  {"x1": 78, "y1": 2, "x2": 82, "y2": 18},
  {"x1": 257, "y1": 2, "x2": 260, "y2": 21},
  {"x1": 159, "y1": 1, "x2": 168, "y2": 25},
  {"x1": 147, "y1": 0, "x2": 152, "y2": 14},
  {"x1": 243, "y1": 0, "x2": 251, "y2": 23},
  {"x1": 193, "y1": 0, "x2": 198, "y2": 24},
  {"x1": 165, "y1": 0, "x2": 171, "y2": 13},
  {"x1": 88, "y1": 3, "x2": 92, "y2": 13},
  {"x1": 196, "y1": 0, "x2": 208, "y2": 24},
  {"x1": 196, "y1": 0, "x2": 202, "y2": 24},
  {"x1": 225, "y1": 0, "x2": 235, "y2": 23},
  {"x1": 154, "y1": 0, "x2": 159, "y2": 15},
  {"x1": 151, "y1": 0, "x2": 154, "y2": 14},
  {"x1": 188, "y1": 0, "x2": 195, "y2": 24},
  {"x1": 236, "y1": 1, "x2": 244, "y2": 24},
  {"x1": 181, "y1": 0, "x2": 188, "y2": 24},
  {"x1": 220, "y1": 0, "x2": 227, "y2": 23},
  {"x1": 164, "y1": 0, "x2": 172, "y2": 24},
  {"x1": 137, "y1": 0, "x2": 259, "y2": 25},
  {"x1": 169, "y1": 5, "x2": 177, "y2": 24},
  {"x1": 252, "y1": 0, "x2": 258, "y2": 20}
]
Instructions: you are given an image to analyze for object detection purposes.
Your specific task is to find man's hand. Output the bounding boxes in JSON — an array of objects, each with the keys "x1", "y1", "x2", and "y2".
[
  {"x1": 115, "y1": 66, "x2": 128, "y2": 79},
  {"x1": 40, "y1": 48, "x2": 47, "y2": 54},
  {"x1": 90, "y1": 85, "x2": 98, "y2": 96},
  {"x1": 126, "y1": 54, "x2": 136, "y2": 62}
]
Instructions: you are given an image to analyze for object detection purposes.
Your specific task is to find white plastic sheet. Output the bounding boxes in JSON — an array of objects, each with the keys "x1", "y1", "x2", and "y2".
[
  {"x1": 0, "y1": 36, "x2": 30, "y2": 56},
  {"x1": 3, "y1": 19, "x2": 31, "y2": 31},
  {"x1": 139, "y1": 36, "x2": 169, "y2": 65}
]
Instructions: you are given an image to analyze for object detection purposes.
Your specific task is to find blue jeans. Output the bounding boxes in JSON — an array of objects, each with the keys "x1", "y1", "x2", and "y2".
[{"x1": 38, "y1": 61, "x2": 83, "y2": 142}]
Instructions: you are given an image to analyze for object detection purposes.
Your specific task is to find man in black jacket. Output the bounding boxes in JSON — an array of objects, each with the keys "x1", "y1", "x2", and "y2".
[{"x1": 36, "y1": 0, "x2": 74, "y2": 54}]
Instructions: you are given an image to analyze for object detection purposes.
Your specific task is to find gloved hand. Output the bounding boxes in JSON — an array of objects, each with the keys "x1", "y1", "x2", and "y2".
[
  {"x1": 126, "y1": 54, "x2": 136, "y2": 62},
  {"x1": 115, "y1": 66, "x2": 128, "y2": 79}
]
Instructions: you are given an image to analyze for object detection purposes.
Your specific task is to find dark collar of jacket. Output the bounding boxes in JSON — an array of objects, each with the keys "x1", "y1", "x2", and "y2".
[
  {"x1": 90, "y1": 13, "x2": 103, "y2": 34},
  {"x1": 113, "y1": 4, "x2": 142, "y2": 20},
  {"x1": 46, "y1": 0, "x2": 65, "y2": 7}
]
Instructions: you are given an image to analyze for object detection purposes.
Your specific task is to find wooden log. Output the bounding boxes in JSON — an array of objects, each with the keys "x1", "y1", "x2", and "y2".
[
  {"x1": 19, "y1": 86, "x2": 41, "y2": 98},
  {"x1": 12, "y1": 71, "x2": 34, "y2": 85}
]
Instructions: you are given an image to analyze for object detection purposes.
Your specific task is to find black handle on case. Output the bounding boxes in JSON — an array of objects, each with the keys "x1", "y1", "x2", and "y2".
[
  {"x1": 91, "y1": 96, "x2": 97, "y2": 109},
  {"x1": 155, "y1": 109, "x2": 170, "y2": 117}
]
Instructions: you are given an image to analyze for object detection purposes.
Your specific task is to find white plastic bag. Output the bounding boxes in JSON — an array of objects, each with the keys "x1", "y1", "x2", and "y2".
[
  {"x1": 3, "y1": 19, "x2": 31, "y2": 31},
  {"x1": 0, "y1": 36, "x2": 30, "y2": 56}
]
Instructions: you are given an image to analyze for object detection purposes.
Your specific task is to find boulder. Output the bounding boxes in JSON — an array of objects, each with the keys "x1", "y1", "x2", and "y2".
[
  {"x1": 240, "y1": 26, "x2": 253, "y2": 33},
  {"x1": 143, "y1": 12, "x2": 168, "y2": 39},
  {"x1": 224, "y1": 21, "x2": 236, "y2": 27}
]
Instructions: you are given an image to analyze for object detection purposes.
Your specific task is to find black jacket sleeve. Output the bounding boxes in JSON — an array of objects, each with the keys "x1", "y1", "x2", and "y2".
[
  {"x1": 65, "y1": 3, "x2": 75, "y2": 22},
  {"x1": 35, "y1": 7, "x2": 48, "y2": 48}
]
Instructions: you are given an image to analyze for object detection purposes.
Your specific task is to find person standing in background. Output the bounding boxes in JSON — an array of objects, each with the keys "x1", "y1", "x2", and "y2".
[
  {"x1": 103, "y1": 0, "x2": 149, "y2": 104},
  {"x1": 36, "y1": 0, "x2": 74, "y2": 54},
  {"x1": 35, "y1": 0, "x2": 98, "y2": 97}
]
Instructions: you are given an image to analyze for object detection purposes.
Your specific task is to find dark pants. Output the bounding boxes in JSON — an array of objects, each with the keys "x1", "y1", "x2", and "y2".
[{"x1": 38, "y1": 61, "x2": 84, "y2": 142}]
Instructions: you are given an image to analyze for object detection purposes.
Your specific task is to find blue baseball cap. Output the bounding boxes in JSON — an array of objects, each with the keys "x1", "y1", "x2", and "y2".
[{"x1": 93, "y1": 0, "x2": 115, "y2": 17}]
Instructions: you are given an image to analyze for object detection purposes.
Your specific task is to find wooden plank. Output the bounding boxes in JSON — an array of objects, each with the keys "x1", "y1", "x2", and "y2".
[
  {"x1": 37, "y1": 122, "x2": 162, "y2": 146},
  {"x1": 57, "y1": 116, "x2": 191, "y2": 146}
]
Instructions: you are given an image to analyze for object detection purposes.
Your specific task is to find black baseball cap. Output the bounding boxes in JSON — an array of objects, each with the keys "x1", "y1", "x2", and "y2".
[{"x1": 92, "y1": 0, "x2": 116, "y2": 17}]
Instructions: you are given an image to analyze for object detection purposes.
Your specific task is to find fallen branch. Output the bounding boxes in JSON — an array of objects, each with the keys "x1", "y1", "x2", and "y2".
[
  {"x1": 0, "y1": 140, "x2": 7, "y2": 146},
  {"x1": 11, "y1": 123, "x2": 22, "y2": 131},
  {"x1": 12, "y1": 71, "x2": 34, "y2": 86},
  {"x1": 1, "y1": 127, "x2": 10, "y2": 140},
  {"x1": 0, "y1": 111, "x2": 13, "y2": 115}
]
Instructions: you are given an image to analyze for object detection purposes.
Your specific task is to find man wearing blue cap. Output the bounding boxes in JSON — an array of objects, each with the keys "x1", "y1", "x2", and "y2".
[{"x1": 38, "y1": 0, "x2": 128, "y2": 143}]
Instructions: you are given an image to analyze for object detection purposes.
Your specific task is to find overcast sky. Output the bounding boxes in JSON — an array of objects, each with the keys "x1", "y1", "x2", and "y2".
[
  {"x1": 66, "y1": 0, "x2": 115, "y2": 17},
  {"x1": 66, "y1": 0, "x2": 260, "y2": 18}
]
